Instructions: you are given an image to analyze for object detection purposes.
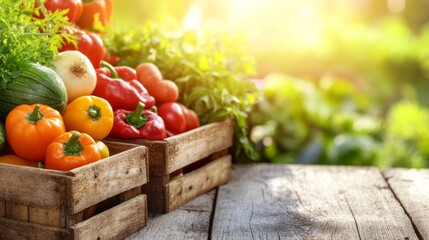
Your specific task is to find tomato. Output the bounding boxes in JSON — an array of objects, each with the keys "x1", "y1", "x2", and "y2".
[
  {"x1": 135, "y1": 63, "x2": 163, "y2": 88},
  {"x1": 147, "y1": 80, "x2": 179, "y2": 104},
  {"x1": 157, "y1": 102, "x2": 186, "y2": 135},
  {"x1": 179, "y1": 103, "x2": 200, "y2": 131}
]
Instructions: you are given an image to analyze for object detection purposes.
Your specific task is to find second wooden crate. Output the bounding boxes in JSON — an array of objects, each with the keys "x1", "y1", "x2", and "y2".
[{"x1": 109, "y1": 119, "x2": 233, "y2": 213}]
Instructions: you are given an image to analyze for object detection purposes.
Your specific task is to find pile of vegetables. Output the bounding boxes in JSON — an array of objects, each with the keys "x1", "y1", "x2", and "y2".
[
  {"x1": 0, "y1": 0, "x2": 255, "y2": 171},
  {"x1": 102, "y1": 24, "x2": 260, "y2": 162}
]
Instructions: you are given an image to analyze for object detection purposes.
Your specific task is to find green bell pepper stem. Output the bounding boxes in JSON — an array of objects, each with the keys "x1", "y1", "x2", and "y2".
[
  {"x1": 126, "y1": 102, "x2": 147, "y2": 129},
  {"x1": 64, "y1": 132, "x2": 84, "y2": 156},
  {"x1": 101, "y1": 60, "x2": 119, "y2": 79},
  {"x1": 26, "y1": 104, "x2": 44, "y2": 124}
]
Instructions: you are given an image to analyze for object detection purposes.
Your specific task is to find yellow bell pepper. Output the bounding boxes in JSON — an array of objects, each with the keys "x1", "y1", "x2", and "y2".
[
  {"x1": 96, "y1": 141, "x2": 110, "y2": 159},
  {"x1": 62, "y1": 95, "x2": 113, "y2": 141}
]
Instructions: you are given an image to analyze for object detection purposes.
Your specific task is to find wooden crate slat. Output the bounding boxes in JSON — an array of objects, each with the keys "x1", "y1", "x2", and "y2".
[
  {"x1": 72, "y1": 195, "x2": 147, "y2": 240},
  {"x1": 120, "y1": 186, "x2": 142, "y2": 202},
  {"x1": 67, "y1": 146, "x2": 148, "y2": 214},
  {"x1": 5, "y1": 202, "x2": 28, "y2": 221},
  {"x1": 383, "y1": 168, "x2": 429, "y2": 238},
  {"x1": 166, "y1": 155, "x2": 232, "y2": 212},
  {"x1": 165, "y1": 120, "x2": 233, "y2": 174},
  {"x1": 142, "y1": 175, "x2": 168, "y2": 213},
  {"x1": 29, "y1": 205, "x2": 65, "y2": 227},
  {"x1": 0, "y1": 164, "x2": 68, "y2": 208},
  {"x1": 105, "y1": 138, "x2": 168, "y2": 176},
  {"x1": 0, "y1": 217, "x2": 70, "y2": 240},
  {"x1": 0, "y1": 200, "x2": 4, "y2": 217}
]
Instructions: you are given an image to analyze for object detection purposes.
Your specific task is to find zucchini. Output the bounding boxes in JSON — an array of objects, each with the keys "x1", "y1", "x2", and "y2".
[
  {"x1": 0, "y1": 63, "x2": 68, "y2": 121},
  {"x1": 0, "y1": 121, "x2": 5, "y2": 152}
]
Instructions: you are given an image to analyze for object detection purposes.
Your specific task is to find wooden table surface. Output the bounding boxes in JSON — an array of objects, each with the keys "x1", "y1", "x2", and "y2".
[{"x1": 127, "y1": 164, "x2": 429, "y2": 240}]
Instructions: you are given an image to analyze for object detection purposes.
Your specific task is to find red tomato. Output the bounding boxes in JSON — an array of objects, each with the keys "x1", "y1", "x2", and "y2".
[
  {"x1": 157, "y1": 102, "x2": 186, "y2": 135},
  {"x1": 179, "y1": 103, "x2": 200, "y2": 131},
  {"x1": 135, "y1": 63, "x2": 163, "y2": 88},
  {"x1": 147, "y1": 80, "x2": 179, "y2": 104}
]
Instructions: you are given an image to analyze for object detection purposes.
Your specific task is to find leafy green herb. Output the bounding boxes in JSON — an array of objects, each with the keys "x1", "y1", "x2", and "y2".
[
  {"x1": 0, "y1": 0, "x2": 74, "y2": 89},
  {"x1": 103, "y1": 23, "x2": 261, "y2": 162}
]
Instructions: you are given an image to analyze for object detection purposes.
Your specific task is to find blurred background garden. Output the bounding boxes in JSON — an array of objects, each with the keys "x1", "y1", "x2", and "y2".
[{"x1": 109, "y1": 0, "x2": 429, "y2": 168}]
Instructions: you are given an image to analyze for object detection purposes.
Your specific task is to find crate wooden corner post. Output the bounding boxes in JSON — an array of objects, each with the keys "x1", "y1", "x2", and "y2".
[
  {"x1": 0, "y1": 142, "x2": 149, "y2": 240},
  {"x1": 142, "y1": 119, "x2": 234, "y2": 213}
]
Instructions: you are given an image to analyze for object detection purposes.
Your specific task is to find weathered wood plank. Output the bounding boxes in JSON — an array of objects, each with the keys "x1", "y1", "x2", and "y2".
[
  {"x1": 166, "y1": 155, "x2": 231, "y2": 212},
  {"x1": 72, "y1": 194, "x2": 147, "y2": 240},
  {"x1": 67, "y1": 145, "x2": 148, "y2": 214},
  {"x1": 5, "y1": 202, "x2": 28, "y2": 221},
  {"x1": 165, "y1": 119, "x2": 233, "y2": 174},
  {"x1": 383, "y1": 168, "x2": 429, "y2": 239},
  {"x1": 0, "y1": 164, "x2": 68, "y2": 208},
  {"x1": 0, "y1": 200, "x2": 4, "y2": 217},
  {"x1": 127, "y1": 190, "x2": 216, "y2": 240},
  {"x1": 29, "y1": 205, "x2": 65, "y2": 227},
  {"x1": 0, "y1": 217, "x2": 70, "y2": 240},
  {"x1": 212, "y1": 164, "x2": 417, "y2": 239}
]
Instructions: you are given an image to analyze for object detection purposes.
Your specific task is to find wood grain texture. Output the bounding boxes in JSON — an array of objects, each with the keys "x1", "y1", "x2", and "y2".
[
  {"x1": 165, "y1": 119, "x2": 233, "y2": 174},
  {"x1": 212, "y1": 164, "x2": 418, "y2": 240},
  {"x1": 383, "y1": 168, "x2": 429, "y2": 239},
  {"x1": 0, "y1": 217, "x2": 70, "y2": 240},
  {"x1": 167, "y1": 155, "x2": 231, "y2": 212},
  {"x1": 72, "y1": 194, "x2": 147, "y2": 240},
  {"x1": 29, "y1": 205, "x2": 65, "y2": 227},
  {"x1": 141, "y1": 175, "x2": 168, "y2": 213},
  {"x1": 0, "y1": 200, "x2": 4, "y2": 217},
  {"x1": 127, "y1": 190, "x2": 216, "y2": 240},
  {"x1": 0, "y1": 164, "x2": 68, "y2": 208},
  {"x1": 68, "y1": 146, "x2": 148, "y2": 214}
]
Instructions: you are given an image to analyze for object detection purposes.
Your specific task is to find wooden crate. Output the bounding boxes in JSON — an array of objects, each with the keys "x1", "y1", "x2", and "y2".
[
  {"x1": 109, "y1": 119, "x2": 233, "y2": 213},
  {"x1": 0, "y1": 141, "x2": 149, "y2": 240}
]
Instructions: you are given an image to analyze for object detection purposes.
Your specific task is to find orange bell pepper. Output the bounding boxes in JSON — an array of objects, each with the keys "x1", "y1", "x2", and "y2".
[
  {"x1": 5, "y1": 104, "x2": 66, "y2": 162},
  {"x1": 45, "y1": 131, "x2": 101, "y2": 171},
  {"x1": 0, "y1": 155, "x2": 39, "y2": 168},
  {"x1": 77, "y1": 0, "x2": 113, "y2": 30},
  {"x1": 62, "y1": 95, "x2": 114, "y2": 141}
]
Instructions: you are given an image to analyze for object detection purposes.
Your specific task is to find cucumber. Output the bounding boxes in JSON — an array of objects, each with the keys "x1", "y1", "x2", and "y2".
[{"x1": 0, "y1": 63, "x2": 68, "y2": 121}]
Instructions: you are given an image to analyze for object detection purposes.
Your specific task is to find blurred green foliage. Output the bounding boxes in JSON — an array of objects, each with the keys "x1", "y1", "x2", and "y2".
[
  {"x1": 249, "y1": 72, "x2": 429, "y2": 168},
  {"x1": 247, "y1": 16, "x2": 429, "y2": 168}
]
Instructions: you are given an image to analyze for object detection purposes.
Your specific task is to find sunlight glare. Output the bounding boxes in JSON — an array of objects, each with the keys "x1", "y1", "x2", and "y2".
[
  {"x1": 183, "y1": 3, "x2": 202, "y2": 31},
  {"x1": 388, "y1": 0, "x2": 406, "y2": 13}
]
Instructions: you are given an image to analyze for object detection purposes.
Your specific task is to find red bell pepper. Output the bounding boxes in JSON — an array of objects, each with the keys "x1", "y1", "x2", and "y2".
[
  {"x1": 92, "y1": 61, "x2": 156, "y2": 111},
  {"x1": 77, "y1": 0, "x2": 113, "y2": 30},
  {"x1": 43, "y1": 0, "x2": 83, "y2": 23},
  {"x1": 33, "y1": 0, "x2": 83, "y2": 24},
  {"x1": 60, "y1": 28, "x2": 105, "y2": 69},
  {"x1": 109, "y1": 102, "x2": 167, "y2": 140}
]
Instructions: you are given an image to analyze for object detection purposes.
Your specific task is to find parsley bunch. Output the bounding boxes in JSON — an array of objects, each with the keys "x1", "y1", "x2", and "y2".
[{"x1": 0, "y1": 0, "x2": 74, "y2": 89}]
